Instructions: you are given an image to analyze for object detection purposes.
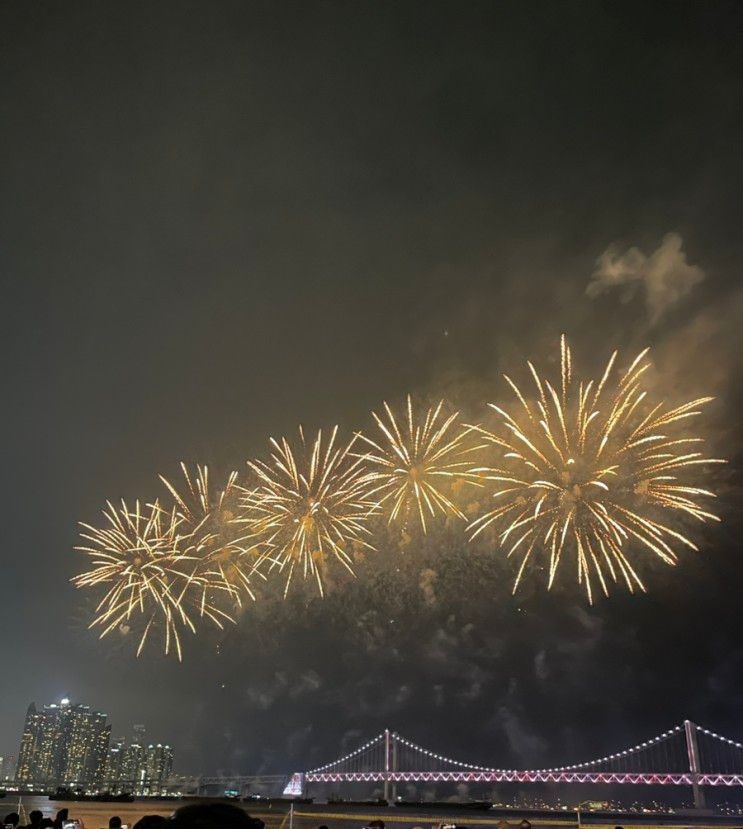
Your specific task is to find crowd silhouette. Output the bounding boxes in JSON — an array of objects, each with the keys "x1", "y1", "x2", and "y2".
[
  {"x1": 2, "y1": 803, "x2": 266, "y2": 829},
  {"x1": 0, "y1": 808, "x2": 564, "y2": 829}
]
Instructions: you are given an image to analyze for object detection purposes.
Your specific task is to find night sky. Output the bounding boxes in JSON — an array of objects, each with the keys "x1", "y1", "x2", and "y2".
[{"x1": 2, "y1": 1, "x2": 743, "y2": 782}]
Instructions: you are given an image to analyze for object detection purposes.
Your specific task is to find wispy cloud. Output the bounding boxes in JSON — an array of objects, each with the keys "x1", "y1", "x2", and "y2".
[{"x1": 587, "y1": 233, "x2": 705, "y2": 324}]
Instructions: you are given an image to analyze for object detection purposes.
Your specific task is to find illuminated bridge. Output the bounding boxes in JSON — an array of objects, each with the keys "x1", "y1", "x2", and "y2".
[{"x1": 281, "y1": 720, "x2": 743, "y2": 806}]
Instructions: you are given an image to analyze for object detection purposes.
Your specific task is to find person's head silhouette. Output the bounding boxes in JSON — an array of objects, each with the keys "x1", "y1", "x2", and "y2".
[
  {"x1": 133, "y1": 817, "x2": 168, "y2": 829},
  {"x1": 171, "y1": 803, "x2": 264, "y2": 829}
]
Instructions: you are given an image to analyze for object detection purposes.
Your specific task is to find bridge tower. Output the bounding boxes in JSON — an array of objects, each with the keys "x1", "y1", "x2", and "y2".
[
  {"x1": 391, "y1": 730, "x2": 398, "y2": 801},
  {"x1": 383, "y1": 729, "x2": 397, "y2": 802},
  {"x1": 684, "y1": 719, "x2": 706, "y2": 809}
]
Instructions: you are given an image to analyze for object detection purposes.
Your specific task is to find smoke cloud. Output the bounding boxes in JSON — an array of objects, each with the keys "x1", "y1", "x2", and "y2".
[
  {"x1": 587, "y1": 233, "x2": 705, "y2": 323},
  {"x1": 419, "y1": 567, "x2": 438, "y2": 607}
]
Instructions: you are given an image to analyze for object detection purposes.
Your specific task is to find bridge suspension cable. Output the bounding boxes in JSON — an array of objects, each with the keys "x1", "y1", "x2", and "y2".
[
  {"x1": 300, "y1": 720, "x2": 743, "y2": 789},
  {"x1": 539, "y1": 724, "x2": 689, "y2": 774},
  {"x1": 308, "y1": 731, "x2": 387, "y2": 775}
]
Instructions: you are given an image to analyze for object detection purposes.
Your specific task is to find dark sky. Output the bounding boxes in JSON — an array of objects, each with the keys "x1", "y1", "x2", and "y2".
[{"x1": 2, "y1": 0, "x2": 743, "y2": 782}]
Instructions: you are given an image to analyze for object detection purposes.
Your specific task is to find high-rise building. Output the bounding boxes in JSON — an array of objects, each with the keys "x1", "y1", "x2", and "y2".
[
  {"x1": 2, "y1": 755, "x2": 15, "y2": 781},
  {"x1": 34, "y1": 703, "x2": 63, "y2": 784},
  {"x1": 14, "y1": 699, "x2": 110, "y2": 790},
  {"x1": 122, "y1": 737, "x2": 145, "y2": 794},
  {"x1": 87, "y1": 713, "x2": 112, "y2": 789},
  {"x1": 117, "y1": 724, "x2": 147, "y2": 793},
  {"x1": 143, "y1": 744, "x2": 173, "y2": 795},
  {"x1": 16, "y1": 703, "x2": 44, "y2": 784},
  {"x1": 105, "y1": 736, "x2": 126, "y2": 792},
  {"x1": 16, "y1": 702, "x2": 173, "y2": 795},
  {"x1": 106, "y1": 735, "x2": 175, "y2": 795}
]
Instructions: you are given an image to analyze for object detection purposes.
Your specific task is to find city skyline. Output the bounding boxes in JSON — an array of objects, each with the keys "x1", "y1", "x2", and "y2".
[
  {"x1": 104, "y1": 727, "x2": 174, "y2": 797},
  {"x1": 16, "y1": 699, "x2": 110, "y2": 790},
  {"x1": 12, "y1": 697, "x2": 174, "y2": 794}
]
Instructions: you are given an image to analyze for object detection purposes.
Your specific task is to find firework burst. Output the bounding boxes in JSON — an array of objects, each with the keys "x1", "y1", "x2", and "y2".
[
  {"x1": 159, "y1": 463, "x2": 260, "y2": 604},
  {"x1": 72, "y1": 499, "x2": 233, "y2": 659},
  {"x1": 469, "y1": 335, "x2": 724, "y2": 601},
  {"x1": 357, "y1": 396, "x2": 484, "y2": 532},
  {"x1": 238, "y1": 426, "x2": 376, "y2": 596}
]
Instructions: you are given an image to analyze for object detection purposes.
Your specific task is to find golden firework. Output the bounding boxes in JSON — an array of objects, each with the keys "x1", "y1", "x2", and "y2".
[
  {"x1": 357, "y1": 396, "x2": 483, "y2": 532},
  {"x1": 159, "y1": 463, "x2": 260, "y2": 604},
  {"x1": 469, "y1": 335, "x2": 724, "y2": 601},
  {"x1": 72, "y1": 499, "x2": 233, "y2": 660},
  {"x1": 239, "y1": 426, "x2": 376, "y2": 596}
]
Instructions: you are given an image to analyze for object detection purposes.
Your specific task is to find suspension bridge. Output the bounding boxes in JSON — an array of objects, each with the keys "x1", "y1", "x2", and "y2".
[
  {"x1": 276, "y1": 720, "x2": 743, "y2": 807},
  {"x1": 175, "y1": 721, "x2": 743, "y2": 805}
]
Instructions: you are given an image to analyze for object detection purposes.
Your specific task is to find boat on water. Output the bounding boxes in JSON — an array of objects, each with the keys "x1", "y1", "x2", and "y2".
[
  {"x1": 395, "y1": 800, "x2": 493, "y2": 811},
  {"x1": 49, "y1": 787, "x2": 135, "y2": 802}
]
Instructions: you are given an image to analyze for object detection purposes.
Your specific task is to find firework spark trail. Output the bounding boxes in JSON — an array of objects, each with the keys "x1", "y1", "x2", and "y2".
[
  {"x1": 238, "y1": 426, "x2": 376, "y2": 597},
  {"x1": 356, "y1": 396, "x2": 485, "y2": 533},
  {"x1": 72, "y1": 341, "x2": 727, "y2": 656},
  {"x1": 468, "y1": 335, "x2": 725, "y2": 602},
  {"x1": 72, "y1": 499, "x2": 233, "y2": 660},
  {"x1": 159, "y1": 463, "x2": 261, "y2": 605}
]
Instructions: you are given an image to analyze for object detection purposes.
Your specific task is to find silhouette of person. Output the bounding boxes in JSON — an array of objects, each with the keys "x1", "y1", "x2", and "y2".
[
  {"x1": 109, "y1": 818, "x2": 123, "y2": 829},
  {"x1": 26, "y1": 811, "x2": 43, "y2": 829},
  {"x1": 53, "y1": 810, "x2": 69, "y2": 829},
  {"x1": 171, "y1": 803, "x2": 265, "y2": 829},
  {"x1": 3, "y1": 813, "x2": 20, "y2": 828},
  {"x1": 132, "y1": 818, "x2": 168, "y2": 829}
]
